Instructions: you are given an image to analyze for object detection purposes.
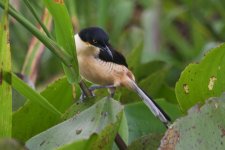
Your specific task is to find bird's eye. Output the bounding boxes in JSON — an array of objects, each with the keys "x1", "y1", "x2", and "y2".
[{"x1": 93, "y1": 39, "x2": 97, "y2": 43}]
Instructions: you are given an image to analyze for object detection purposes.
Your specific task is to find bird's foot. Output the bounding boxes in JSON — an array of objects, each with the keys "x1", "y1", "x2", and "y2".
[
  {"x1": 108, "y1": 86, "x2": 116, "y2": 98},
  {"x1": 78, "y1": 92, "x2": 87, "y2": 103},
  {"x1": 78, "y1": 91, "x2": 95, "y2": 103},
  {"x1": 78, "y1": 84, "x2": 116, "y2": 103}
]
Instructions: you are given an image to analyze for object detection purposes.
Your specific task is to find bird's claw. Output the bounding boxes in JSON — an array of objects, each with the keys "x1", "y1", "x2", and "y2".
[
  {"x1": 78, "y1": 84, "x2": 115, "y2": 103},
  {"x1": 78, "y1": 92, "x2": 86, "y2": 103},
  {"x1": 78, "y1": 90, "x2": 95, "y2": 103}
]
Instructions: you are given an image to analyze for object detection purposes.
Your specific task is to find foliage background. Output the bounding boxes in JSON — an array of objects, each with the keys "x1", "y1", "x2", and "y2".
[
  {"x1": 1, "y1": 0, "x2": 225, "y2": 149},
  {"x1": 10, "y1": 0, "x2": 225, "y2": 88}
]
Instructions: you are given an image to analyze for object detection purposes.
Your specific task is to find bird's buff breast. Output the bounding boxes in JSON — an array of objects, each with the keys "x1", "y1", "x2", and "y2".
[{"x1": 78, "y1": 56, "x2": 127, "y2": 86}]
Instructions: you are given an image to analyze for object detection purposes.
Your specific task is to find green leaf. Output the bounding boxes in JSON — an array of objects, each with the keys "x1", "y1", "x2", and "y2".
[
  {"x1": 175, "y1": 43, "x2": 225, "y2": 111},
  {"x1": 124, "y1": 99, "x2": 182, "y2": 144},
  {"x1": 126, "y1": 42, "x2": 143, "y2": 73},
  {"x1": 26, "y1": 97, "x2": 123, "y2": 150},
  {"x1": 160, "y1": 83, "x2": 177, "y2": 104},
  {"x1": 57, "y1": 134, "x2": 98, "y2": 150},
  {"x1": 43, "y1": 0, "x2": 79, "y2": 83},
  {"x1": 0, "y1": 0, "x2": 12, "y2": 137},
  {"x1": 61, "y1": 97, "x2": 99, "y2": 120},
  {"x1": 127, "y1": 133, "x2": 163, "y2": 150},
  {"x1": 112, "y1": 112, "x2": 129, "y2": 150},
  {"x1": 11, "y1": 74, "x2": 61, "y2": 117},
  {"x1": 139, "y1": 69, "x2": 168, "y2": 98},
  {"x1": 12, "y1": 77, "x2": 73, "y2": 141},
  {"x1": 134, "y1": 61, "x2": 168, "y2": 82},
  {"x1": 120, "y1": 68, "x2": 169, "y2": 104},
  {"x1": 160, "y1": 93, "x2": 225, "y2": 149},
  {"x1": 117, "y1": 113, "x2": 129, "y2": 144}
]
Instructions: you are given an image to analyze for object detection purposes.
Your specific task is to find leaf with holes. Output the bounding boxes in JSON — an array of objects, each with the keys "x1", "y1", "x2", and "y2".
[
  {"x1": 26, "y1": 97, "x2": 123, "y2": 150},
  {"x1": 160, "y1": 93, "x2": 225, "y2": 150},
  {"x1": 175, "y1": 43, "x2": 225, "y2": 111}
]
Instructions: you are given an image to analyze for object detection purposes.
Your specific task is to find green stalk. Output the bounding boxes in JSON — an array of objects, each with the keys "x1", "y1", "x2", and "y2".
[
  {"x1": 0, "y1": 0, "x2": 12, "y2": 137},
  {"x1": 23, "y1": 0, "x2": 53, "y2": 39},
  {"x1": 43, "y1": 0, "x2": 79, "y2": 83},
  {"x1": 0, "y1": 1, "x2": 73, "y2": 68},
  {"x1": 11, "y1": 74, "x2": 62, "y2": 117}
]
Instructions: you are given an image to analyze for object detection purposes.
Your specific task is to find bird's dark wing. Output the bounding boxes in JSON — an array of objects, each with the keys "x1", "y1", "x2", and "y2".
[{"x1": 98, "y1": 44, "x2": 128, "y2": 67}]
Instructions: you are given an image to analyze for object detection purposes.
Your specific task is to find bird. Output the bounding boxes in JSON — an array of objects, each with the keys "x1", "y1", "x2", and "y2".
[{"x1": 74, "y1": 27, "x2": 171, "y2": 126}]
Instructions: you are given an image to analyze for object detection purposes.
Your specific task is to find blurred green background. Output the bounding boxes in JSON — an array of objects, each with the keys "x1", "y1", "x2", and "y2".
[
  {"x1": 9, "y1": 0, "x2": 225, "y2": 90},
  {"x1": 2, "y1": 0, "x2": 225, "y2": 148}
]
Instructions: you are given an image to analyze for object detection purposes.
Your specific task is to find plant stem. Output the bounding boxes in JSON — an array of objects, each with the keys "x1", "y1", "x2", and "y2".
[
  {"x1": 0, "y1": 0, "x2": 12, "y2": 137},
  {"x1": 0, "y1": 1, "x2": 73, "y2": 68},
  {"x1": 78, "y1": 80, "x2": 93, "y2": 98},
  {"x1": 23, "y1": 0, "x2": 53, "y2": 39}
]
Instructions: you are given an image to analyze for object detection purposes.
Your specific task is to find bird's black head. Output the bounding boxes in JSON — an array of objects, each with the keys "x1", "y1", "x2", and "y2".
[
  {"x1": 78, "y1": 27, "x2": 113, "y2": 58},
  {"x1": 79, "y1": 27, "x2": 109, "y2": 47}
]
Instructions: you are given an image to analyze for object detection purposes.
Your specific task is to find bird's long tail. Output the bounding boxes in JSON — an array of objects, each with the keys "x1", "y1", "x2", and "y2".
[{"x1": 130, "y1": 81, "x2": 171, "y2": 127}]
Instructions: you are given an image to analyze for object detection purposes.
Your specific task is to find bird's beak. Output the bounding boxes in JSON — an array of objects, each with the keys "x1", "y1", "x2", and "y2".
[{"x1": 101, "y1": 45, "x2": 113, "y2": 59}]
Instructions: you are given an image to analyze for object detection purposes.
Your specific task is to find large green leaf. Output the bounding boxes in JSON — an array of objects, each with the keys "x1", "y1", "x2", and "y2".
[
  {"x1": 62, "y1": 96, "x2": 129, "y2": 149},
  {"x1": 175, "y1": 43, "x2": 225, "y2": 111},
  {"x1": 61, "y1": 96, "x2": 100, "y2": 120},
  {"x1": 62, "y1": 97, "x2": 129, "y2": 146},
  {"x1": 160, "y1": 93, "x2": 225, "y2": 150},
  {"x1": 12, "y1": 77, "x2": 73, "y2": 142},
  {"x1": 26, "y1": 97, "x2": 123, "y2": 150},
  {"x1": 43, "y1": 0, "x2": 79, "y2": 83},
  {"x1": 57, "y1": 134, "x2": 98, "y2": 150},
  {"x1": 0, "y1": 0, "x2": 12, "y2": 137},
  {"x1": 124, "y1": 99, "x2": 182, "y2": 144}
]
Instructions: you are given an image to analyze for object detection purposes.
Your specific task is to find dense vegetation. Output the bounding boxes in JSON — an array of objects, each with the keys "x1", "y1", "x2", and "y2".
[{"x1": 1, "y1": 0, "x2": 225, "y2": 149}]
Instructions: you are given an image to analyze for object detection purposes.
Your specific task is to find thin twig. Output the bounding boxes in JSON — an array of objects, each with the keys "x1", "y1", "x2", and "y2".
[{"x1": 78, "y1": 80, "x2": 93, "y2": 98}]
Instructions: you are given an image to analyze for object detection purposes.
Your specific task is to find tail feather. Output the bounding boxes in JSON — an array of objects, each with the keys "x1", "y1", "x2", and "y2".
[{"x1": 131, "y1": 81, "x2": 171, "y2": 126}]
